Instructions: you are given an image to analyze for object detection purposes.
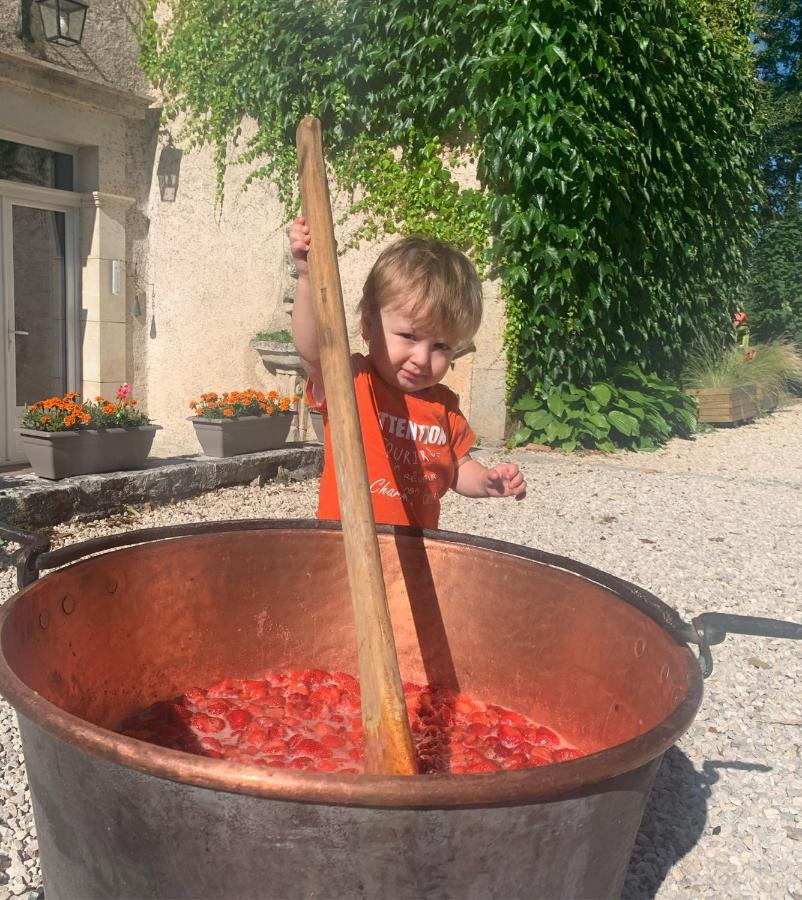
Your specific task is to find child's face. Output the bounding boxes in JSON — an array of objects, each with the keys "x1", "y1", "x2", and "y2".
[{"x1": 362, "y1": 296, "x2": 457, "y2": 394}]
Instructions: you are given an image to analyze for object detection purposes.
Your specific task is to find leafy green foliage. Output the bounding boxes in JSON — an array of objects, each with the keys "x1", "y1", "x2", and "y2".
[
  {"x1": 141, "y1": 0, "x2": 759, "y2": 402},
  {"x1": 753, "y1": 1, "x2": 801, "y2": 213},
  {"x1": 254, "y1": 328, "x2": 293, "y2": 342},
  {"x1": 509, "y1": 366, "x2": 697, "y2": 452},
  {"x1": 744, "y1": 198, "x2": 802, "y2": 342}
]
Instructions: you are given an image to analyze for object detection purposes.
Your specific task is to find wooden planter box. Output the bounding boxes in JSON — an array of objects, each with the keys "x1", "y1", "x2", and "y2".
[
  {"x1": 190, "y1": 414, "x2": 293, "y2": 457},
  {"x1": 16, "y1": 426, "x2": 162, "y2": 480},
  {"x1": 686, "y1": 385, "x2": 760, "y2": 424}
]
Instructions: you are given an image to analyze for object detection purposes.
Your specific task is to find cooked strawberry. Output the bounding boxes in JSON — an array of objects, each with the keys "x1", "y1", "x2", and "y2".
[
  {"x1": 190, "y1": 713, "x2": 225, "y2": 734},
  {"x1": 310, "y1": 685, "x2": 341, "y2": 707},
  {"x1": 227, "y1": 709, "x2": 253, "y2": 730},
  {"x1": 497, "y1": 724, "x2": 523, "y2": 748},
  {"x1": 532, "y1": 726, "x2": 559, "y2": 748},
  {"x1": 553, "y1": 748, "x2": 583, "y2": 762}
]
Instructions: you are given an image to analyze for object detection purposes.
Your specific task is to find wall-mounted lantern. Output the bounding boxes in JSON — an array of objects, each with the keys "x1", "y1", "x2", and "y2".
[
  {"x1": 157, "y1": 145, "x2": 183, "y2": 202},
  {"x1": 36, "y1": 0, "x2": 88, "y2": 46}
]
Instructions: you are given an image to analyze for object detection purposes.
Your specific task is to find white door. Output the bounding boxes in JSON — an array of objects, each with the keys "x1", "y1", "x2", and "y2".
[{"x1": 0, "y1": 182, "x2": 80, "y2": 465}]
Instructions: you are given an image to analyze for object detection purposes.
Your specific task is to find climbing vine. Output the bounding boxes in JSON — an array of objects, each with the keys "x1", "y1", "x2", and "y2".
[{"x1": 141, "y1": 0, "x2": 759, "y2": 399}]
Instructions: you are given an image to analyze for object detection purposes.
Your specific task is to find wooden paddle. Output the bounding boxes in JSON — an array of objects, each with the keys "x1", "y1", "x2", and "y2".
[{"x1": 295, "y1": 116, "x2": 417, "y2": 776}]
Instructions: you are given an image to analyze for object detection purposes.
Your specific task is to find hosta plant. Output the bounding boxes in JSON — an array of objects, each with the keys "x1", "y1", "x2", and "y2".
[{"x1": 510, "y1": 366, "x2": 697, "y2": 453}]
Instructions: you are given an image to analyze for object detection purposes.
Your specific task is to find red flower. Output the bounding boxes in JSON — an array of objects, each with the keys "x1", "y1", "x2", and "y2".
[{"x1": 733, "y1": 312, "x2": 748, "y2": 327}]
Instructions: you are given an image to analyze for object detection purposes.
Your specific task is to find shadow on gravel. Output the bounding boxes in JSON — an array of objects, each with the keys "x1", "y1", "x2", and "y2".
[{"x1": 623, "y1": 748, "x2": 771, "y2": 898}]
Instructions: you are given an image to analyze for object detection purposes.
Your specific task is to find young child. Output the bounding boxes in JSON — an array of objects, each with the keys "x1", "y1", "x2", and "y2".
[{"x1": 290, "y1": 216, "x2": 526, "y2": 528}]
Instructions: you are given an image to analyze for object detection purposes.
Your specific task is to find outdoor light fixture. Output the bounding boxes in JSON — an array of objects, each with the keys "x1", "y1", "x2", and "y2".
[
  {"x1": 157, "y1": 144, "x2": 183, "y2": 202},
  {"x1": 35, "y1": 0, "x2": 88, "y2": 46}
]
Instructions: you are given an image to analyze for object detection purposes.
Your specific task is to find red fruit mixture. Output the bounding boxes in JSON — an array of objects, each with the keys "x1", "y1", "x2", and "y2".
[{"x1": 118, "y1": 668, "x2": 584, "y2": 774}]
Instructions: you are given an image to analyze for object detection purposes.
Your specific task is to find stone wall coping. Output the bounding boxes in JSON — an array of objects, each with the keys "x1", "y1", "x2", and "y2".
[
  {"x1": 0, "y1": 48, "x2": 156, "y2": 120},
  {"x1": 0, "y1": 445, "x2": 323, "y2": 530}
]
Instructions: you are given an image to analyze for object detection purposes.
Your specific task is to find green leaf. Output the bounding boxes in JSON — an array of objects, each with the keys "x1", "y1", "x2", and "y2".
[
  {"x1": 547, "y1": 393, "x2": 566, "y2": 417},
  {"x1": 590, "y1": 384, "x2": 612, "y2": 406},
  {"x1": 524, "y1": 409, "x2": 553, "y2": 430},
  {"x1": 608, "y1": 410, "x2": 640, "y2": 436}
]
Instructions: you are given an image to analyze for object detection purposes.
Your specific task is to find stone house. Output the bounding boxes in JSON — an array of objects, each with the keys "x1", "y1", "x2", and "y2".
[{"x1": 0, "y1": 0, "x2": 507, "y2": 466}]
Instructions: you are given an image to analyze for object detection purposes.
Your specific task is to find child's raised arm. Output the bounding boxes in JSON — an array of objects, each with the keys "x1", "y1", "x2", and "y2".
[{"x1": 289, "y1": 217, "x2": 324, "y2": 390}]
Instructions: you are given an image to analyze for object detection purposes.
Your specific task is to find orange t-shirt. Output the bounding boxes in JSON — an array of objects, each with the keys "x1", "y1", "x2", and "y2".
[{"x1": 307, "y1": 353, "x2": 475, "y2": 528}]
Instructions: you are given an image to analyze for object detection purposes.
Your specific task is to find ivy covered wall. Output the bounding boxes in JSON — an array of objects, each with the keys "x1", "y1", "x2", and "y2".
[{"x1": 142, "y1": 0, "x2": 759, "y2": 400}]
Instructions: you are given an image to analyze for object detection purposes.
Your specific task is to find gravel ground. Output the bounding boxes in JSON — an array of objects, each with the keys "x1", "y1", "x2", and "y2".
[{"x1": 1, "y1": 403, "x2": 801, "y2": 899}]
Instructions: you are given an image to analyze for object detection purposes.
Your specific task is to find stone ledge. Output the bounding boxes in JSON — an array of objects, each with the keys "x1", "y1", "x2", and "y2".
[{"x1": 0, "y1": 445, "x2": 323, "y2": 530}]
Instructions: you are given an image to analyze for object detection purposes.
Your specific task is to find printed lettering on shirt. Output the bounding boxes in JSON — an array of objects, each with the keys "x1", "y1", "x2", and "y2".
[{"x1": 378, "y1": 411, "x2": 447, "y2": 446}]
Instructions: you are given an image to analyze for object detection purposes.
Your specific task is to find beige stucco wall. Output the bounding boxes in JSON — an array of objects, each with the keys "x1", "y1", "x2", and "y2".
[{"x1": 1, "y1": 5, "x2": 509, "y2": 461}]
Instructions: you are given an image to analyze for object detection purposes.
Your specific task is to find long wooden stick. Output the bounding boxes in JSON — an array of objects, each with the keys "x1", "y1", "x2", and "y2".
[{"x1": 295, "y1": 116, "x2": 417, "y2": 776}]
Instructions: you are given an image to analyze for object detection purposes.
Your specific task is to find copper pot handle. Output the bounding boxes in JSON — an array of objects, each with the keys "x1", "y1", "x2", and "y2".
[{"x1": 685, "y1": 612, "x2": 802, "y2": 678}]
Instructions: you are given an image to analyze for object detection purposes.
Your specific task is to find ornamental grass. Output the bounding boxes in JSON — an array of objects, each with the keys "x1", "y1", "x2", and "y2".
[
  {"x1": 190, "y1": 389, "x2": 298, "y2": 419},
  {"x1": 21, "y1": 385, "x2": 150, "y2": 432},
  {"x1": 683, "y1": 339, "x2": 802, "y2": 397}
]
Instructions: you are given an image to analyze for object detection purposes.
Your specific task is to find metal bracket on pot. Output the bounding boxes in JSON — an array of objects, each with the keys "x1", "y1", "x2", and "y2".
[
  {"x1": 686, "y1": 612, "x2": 802, "y2": 678},
  {"x1": 0, "y1": 524, "x2": 51, "y2": 588}
]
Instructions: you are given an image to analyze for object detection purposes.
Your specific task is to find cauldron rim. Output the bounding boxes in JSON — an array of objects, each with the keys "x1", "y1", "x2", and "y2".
[{"x1": 0, "y1": 519, "x2": 704, "y2": 808}]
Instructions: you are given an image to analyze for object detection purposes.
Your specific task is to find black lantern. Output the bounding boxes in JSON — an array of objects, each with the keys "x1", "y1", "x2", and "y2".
[{"x1": 36, "y1": 0, "x2": 88, "y2": 46}]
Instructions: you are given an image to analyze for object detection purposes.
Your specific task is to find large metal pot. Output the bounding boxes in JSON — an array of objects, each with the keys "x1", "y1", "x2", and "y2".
[{"x1": 0, "y1": 520, "x2": 740, "y2": 898}]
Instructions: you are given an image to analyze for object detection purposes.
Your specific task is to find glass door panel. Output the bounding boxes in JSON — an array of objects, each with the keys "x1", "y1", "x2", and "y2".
[{"x1": 13, "y1": 205, "x2": 68, "y2": 406}]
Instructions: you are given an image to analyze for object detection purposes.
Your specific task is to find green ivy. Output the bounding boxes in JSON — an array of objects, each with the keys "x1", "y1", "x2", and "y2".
[
  {"x1": 509, "y1": 365, "x2": 698, "y2": 452},
  {"x1": 141, "y1": 0, "x2": 759, "y2": 402}
]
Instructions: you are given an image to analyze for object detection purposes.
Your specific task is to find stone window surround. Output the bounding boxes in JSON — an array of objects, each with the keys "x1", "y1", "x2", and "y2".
[{"x1": 0, "y1": 49, "x2": 152, "y2": 402}]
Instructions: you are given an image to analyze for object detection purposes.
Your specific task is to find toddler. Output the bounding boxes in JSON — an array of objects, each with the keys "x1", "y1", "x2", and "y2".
[{"x1": 290, "y1": 217, "x2": 526, "y2": 528}]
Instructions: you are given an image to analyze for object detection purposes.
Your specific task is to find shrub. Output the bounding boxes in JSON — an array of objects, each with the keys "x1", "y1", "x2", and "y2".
[
  {"x1": 743, "y1": 199, "x2": 802, "y2": 344},
  {"x1": 509, "y1": 366, "x2": 697, "y2": 452}
]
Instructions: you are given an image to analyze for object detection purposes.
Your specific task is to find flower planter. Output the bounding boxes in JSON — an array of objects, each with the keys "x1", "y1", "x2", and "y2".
[
  {"x1": 15, "y1": 426, "x2": 162, "y2": 480},
  {"x1": 686, "y1": 385, "x2": 760, "y2": 424},
  {"x1": 190, "y1": 414, "x2": 293, "y2": 457},
  {"x1": 249, "y1": 340, "x2": 303, "y2": 372},
  {"x1": 308, "y1": 408, "x2": 324, "y2": 443}
]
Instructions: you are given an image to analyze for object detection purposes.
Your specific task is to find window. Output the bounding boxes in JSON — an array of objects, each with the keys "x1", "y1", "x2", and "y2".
[{"x1": 0, "y1": 138, "x2": 73, "y2": 190}]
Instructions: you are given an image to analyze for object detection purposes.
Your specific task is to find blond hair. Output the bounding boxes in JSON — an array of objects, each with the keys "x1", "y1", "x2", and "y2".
[{"x1": 359, "y1": 236, "x2": 482, "y2": 347}]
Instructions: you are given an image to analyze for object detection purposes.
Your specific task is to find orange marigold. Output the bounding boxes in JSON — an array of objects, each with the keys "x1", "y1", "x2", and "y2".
[
  {"x1": 279, "y1": 398, "x2": 290, "y2": 411},
  {"x1": 223, "y1": 408, "x2": 235, "y2": 417},
  {"x1": 64, "y1": 415, "x2": 77, "y2": 427},
  {"x1": 102, "y1": 403, "x2": 115, "y2": 415}
]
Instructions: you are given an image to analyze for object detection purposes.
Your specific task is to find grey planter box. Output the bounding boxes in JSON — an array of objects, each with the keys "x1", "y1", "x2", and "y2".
[
  {"x1": 308, "y1": 409, "x2": 324, "y2": 443},
  {"x1": 190, "y1": 414, "x2": 293, "y2": 457},
  {"x1": 16, "y1": 426, "x2": 162, "y2": 480}
]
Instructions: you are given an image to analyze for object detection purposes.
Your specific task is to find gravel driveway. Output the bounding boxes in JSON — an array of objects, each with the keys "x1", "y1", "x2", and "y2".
[{"x1": 1, "y1": 403, "x2": 800, "y2": 899}]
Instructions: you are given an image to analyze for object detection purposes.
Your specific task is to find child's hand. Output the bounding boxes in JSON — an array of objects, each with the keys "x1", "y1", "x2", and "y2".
[
  {"x1": 289, "y1": 216, "x2": 310, "y2": 276},
  {"x1": 484, "y1": 463, "x2": 526, "y2": 500}
]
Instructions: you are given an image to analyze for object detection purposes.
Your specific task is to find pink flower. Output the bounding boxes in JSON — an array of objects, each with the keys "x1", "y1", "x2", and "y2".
[{"x1": 116, "y1": 383, "x2": 133, "y2": 399}]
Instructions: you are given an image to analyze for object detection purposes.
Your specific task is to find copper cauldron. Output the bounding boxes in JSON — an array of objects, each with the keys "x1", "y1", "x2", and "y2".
[{"x1": 0, "y1": 520, "x2": 706, "y2": 899}]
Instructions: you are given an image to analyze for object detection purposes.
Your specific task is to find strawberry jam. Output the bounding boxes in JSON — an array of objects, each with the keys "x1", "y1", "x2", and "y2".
[{"x1": 118, "y1": 668, "x2": 583, "y2": 774}]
